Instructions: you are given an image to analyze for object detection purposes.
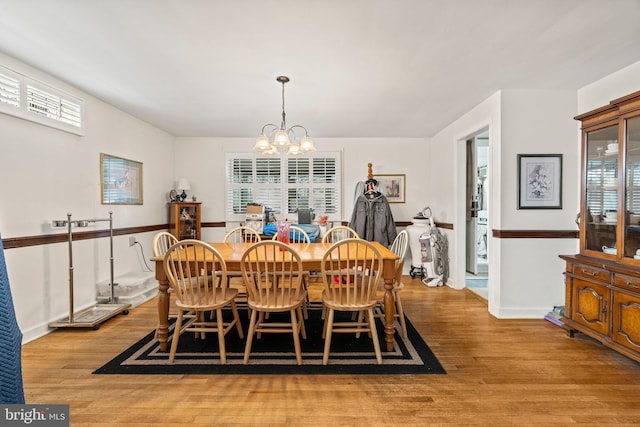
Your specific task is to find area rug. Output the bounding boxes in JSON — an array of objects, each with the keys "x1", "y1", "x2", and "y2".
[{"x1": 94, "y1": 303, "x2": 445, "y2": 375}]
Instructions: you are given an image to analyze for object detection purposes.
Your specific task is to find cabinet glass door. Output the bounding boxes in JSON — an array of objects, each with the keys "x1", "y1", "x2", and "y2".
[
  {"x1": 625, "y1": 116, "x2": 640, "y2": 258},
  {"x1": 585, "y1": 125, "x2": 619, "y2": 254},
  {"x1": 179, "y1": 206, "x2": 198, "y2": 239}
]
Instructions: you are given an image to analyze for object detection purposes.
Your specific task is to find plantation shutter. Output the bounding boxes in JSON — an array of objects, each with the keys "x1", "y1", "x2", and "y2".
[
  {"x1": 225, "y1": 151, "x2": 341, "y2": 221},
  {"x1": 0, "y1": 64, "x2": 84, "y2": 134},
  {"x1": 255, "y1": 158, "x2": 282, "y2": 214},
  {"x1": 312, "y1": 156, "x2": 339, "y2": 214},
  {"x1": 26, "y1": 84, "x2": 82, "y2": 128},
  {"x1": 226, "y1": 156, "x2": 255, "y2": 214},
  {"x1": 586, "y1": 158, "x2": 618, "y2": 215},
  {"x1": 0, "y1": 68, "x2": 20, "y2": 108},
  {"x1": 627, "y1": 158, "x2": 640, "y2": 214}
]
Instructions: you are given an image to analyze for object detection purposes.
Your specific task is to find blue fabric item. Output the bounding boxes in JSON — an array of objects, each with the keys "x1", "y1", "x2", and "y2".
[
  {"x1": 262, "y1": 223, "x2": 319, "y2": 243},
  {"x1": 0, "y1": 234, "x2": 25, "y2": 403}
]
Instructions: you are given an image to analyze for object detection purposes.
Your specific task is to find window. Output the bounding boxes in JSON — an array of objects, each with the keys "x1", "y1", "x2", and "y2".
[
  {"x1": 0, "y1": 68, "x2": 20, "y2": 108},
  {"x1": 0, "y1": 64, "x2": 84, "y2": 135},
  {"x1": 26, "y1": 83, "x2": 83, "y2": 128},
  {"x1": 226, "y1": 151, "x2": 342, "y2": 221}
]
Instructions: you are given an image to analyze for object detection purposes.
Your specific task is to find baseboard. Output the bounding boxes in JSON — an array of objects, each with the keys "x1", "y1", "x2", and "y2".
[
  {"x1": 21, "y1": 300, "x2": 97, "y2": 344},
  {"x1": 488, "y1": 305, "x2": 551, "y2": 319}
]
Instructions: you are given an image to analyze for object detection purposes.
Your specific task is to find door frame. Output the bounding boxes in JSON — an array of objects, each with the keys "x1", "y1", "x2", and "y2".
[{"x1": 455, "y1": 126, "x2": 491, "y2": 292}]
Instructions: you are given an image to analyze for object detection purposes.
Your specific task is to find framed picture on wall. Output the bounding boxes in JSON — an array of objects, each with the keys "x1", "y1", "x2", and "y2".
[
  {"x1": 100, "y1": 153, "x2": 144, "y2": 205},
  {"x1": 374, "y1": 174, "x2": 406, "y2": 203},
  {"x1": 517, "y1": 154, "x2": 562, "y2": 209}
]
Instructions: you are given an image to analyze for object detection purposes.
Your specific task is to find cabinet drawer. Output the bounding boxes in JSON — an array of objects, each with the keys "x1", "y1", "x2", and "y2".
[
  {"x1": 614, "y1": 274, "x2": 640, "y2": 294},
  {"x1": 612, "y1": 290, "x2": 640, "y2": 352},
  {"x1": 573, "y1": 264, "x2": 610, "y2": 282}
]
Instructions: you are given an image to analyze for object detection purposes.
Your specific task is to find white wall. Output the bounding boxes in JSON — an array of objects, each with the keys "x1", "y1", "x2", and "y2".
[
  {"x1": 430, "y1": 89, "x2": 580, "y2": 318},
  {"x1": 173, "y1": 137, "x2": 431, "y2": 234},
  {"x1": 496, "y1": 90, "x2": 579, "y2": 317},
  {"x1": 0, "y1": 53, "x2": 176, "y2": 342},
  {"x1": 429, "y1": 91, "x2": 502, "y2": 292},
  {"x1": 578, "y1": 61, "x2": 640, "y2": 112}
]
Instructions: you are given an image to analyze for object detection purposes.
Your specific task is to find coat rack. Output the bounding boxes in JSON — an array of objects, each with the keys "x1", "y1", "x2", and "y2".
[
  {"x1": 48, "y1": 212, "x2": 130, "y2": 329},
  {"x1": 364, "y1": 163, "x2": 380, "y2": 198}
]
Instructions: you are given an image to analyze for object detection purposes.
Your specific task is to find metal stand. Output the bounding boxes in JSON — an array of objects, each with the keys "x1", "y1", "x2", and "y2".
[{"x1": 49, "y1": 212, "x2": 130, "y2": 329}]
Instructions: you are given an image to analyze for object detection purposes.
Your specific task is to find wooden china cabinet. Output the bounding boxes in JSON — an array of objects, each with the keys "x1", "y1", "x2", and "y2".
[
  {"x1": 560, "y1": 90, "x2": 640, "y2": 363},
  {"x1": 168, "y1": 202, "x2": 201, "y2": 240}
]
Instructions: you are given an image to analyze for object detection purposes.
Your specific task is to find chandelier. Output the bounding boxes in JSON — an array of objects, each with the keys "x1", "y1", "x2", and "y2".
[{"x1": 253, "y1": 76, "x2": 316, "y2": 155}]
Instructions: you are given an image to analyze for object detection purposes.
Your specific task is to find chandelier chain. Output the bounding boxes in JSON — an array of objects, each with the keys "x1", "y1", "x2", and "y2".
[{"x1": 281, "y1": 79, "x2": 286, "y2": 130}]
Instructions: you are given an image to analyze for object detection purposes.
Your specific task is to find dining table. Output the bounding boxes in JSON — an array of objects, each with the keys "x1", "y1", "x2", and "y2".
[{"x1": 152, "y1": 241, "x2": 400, "y2": 352}]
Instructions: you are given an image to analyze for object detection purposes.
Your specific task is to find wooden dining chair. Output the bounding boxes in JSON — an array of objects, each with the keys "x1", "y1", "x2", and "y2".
[
  {"x1": 223, "y1": 226, "x2": 262, "y2": 244},
  {"x1": 321, "y1": 225, "x2": 359, "y2": 246},
  {"x1": 271, "y1": 225, "x2": 311, "y2": 317},
  {"x1": 152, "y1": 231, "x2": 181, "y2": 337},
  {"x1": 163, "y1": 239, "x2": 244, "y2": 364},
  {"x1": 319, "y1": 225, "x2": 360, "y2": 317},
  {"x1": 241, "y1": 240, "x2": 307, "y2": 365},
  {"x1": 152, "y1": 231, "x2": 178, "y2": 258},
  {"x1": 222, "y1": 226, "x2": 262, "y2": 299},
  {"x1": 271, "y1": 225, "x2": 311, "y2": 247},
  {"x1": 375, "y1": 229, "x2": 409, "y2": 338},
  {"x1": 321, "y1": 238, "x2": 383, "y2": 365}
]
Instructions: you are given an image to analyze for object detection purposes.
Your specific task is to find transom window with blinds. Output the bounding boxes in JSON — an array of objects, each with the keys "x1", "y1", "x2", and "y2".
[
  {"x1": 0, "y1": 64, "x2": 84, "y2": 135},
  {"x1": 225, "y1": 152, "x2": 342, "y2": 221}
]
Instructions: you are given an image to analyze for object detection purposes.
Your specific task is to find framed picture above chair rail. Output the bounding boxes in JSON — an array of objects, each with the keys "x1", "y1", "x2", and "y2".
[
  {"x1": 517, "y1": 154, "x2": 562, "y2": 210},
  {"x1": 375, "y1": 174, "x2": 405, "y2": 203},
  {"x1": 100, "y1": 153, "x2": 143, "y2": 205}
]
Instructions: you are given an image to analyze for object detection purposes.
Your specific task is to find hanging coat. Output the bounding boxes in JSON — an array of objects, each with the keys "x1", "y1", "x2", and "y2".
[{"x1": 349, "y1": 193, "x2": 397, "y2": 247}]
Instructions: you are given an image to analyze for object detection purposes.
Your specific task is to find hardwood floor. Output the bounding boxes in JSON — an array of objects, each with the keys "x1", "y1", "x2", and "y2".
[{"x1": 21, "y1": 277, "x2": 640, "y2": 426}]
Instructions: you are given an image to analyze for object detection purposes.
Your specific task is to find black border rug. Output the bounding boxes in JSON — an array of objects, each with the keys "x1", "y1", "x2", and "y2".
[{"x1": 94, "y1": 304, "x2": 445, "y2": 375}]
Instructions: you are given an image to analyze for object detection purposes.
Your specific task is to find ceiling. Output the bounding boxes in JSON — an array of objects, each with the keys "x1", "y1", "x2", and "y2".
[{"x1": 1, "y1": 0, "x2": 639, "y2": 138}]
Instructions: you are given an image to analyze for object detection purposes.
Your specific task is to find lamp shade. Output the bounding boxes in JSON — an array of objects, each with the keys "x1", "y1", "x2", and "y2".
[
  {"x1": 263, "y1": 145, "x2": 280, "y2": 155},
  {"x1": 253, "y1": 135, "x2": 271, "y2": 151},
  {"x1": 273, "y1": 130, "x2": 291, "y2": 146},
  {"x1": 176, "y1": 178, "x2": 191, "y2": 191},
  {"x1": 287, "y1": 144, "x2": 302, "y2": 155},
  {"x1": 300, "y1": 136, "x2": 316, "y2": 152}
]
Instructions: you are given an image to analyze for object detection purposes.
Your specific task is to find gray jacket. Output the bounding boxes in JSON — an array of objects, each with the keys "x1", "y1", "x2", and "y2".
[{"x1": 349, "y1": 193, "x2": 397, "y2": 247}]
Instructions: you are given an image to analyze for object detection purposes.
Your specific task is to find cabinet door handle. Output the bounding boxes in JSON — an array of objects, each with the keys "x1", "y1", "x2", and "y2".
[
  {"x1": 626, "y1": 280, "x2": 640, "y2": 289},
  {"x1": 602, "y1": 302, "x2": 608, "y2": 315},
  {"x1": 581, "y1": 269, "x2": 598, "y2": 276}
]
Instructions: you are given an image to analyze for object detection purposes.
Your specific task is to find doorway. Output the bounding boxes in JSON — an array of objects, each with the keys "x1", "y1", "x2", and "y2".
[{"x1": 465, "y1": 130, "x2": 489, "y2": 299}]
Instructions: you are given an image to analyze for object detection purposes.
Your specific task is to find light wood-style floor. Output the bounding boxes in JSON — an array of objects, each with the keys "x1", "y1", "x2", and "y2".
[{"x1": 22, "y1": 277, "x2": 640, "y2": 426}]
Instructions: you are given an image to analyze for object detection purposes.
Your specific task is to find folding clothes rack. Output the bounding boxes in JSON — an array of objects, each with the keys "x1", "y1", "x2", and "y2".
[{"x1": 48, "y1": 212, "x2": 130, "y2": 329}]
